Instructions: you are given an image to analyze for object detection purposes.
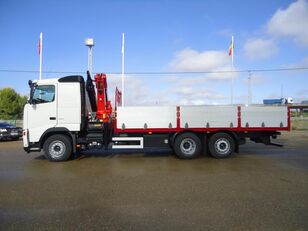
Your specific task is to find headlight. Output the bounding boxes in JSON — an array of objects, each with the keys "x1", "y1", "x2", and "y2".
[{"x1": 0, "y1": 128, "x2": 7, "y2": 132}]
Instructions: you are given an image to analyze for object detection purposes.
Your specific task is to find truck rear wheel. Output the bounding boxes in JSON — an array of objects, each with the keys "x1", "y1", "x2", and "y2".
[
  {"x1": 208, "y1": 132, "x2": 235, "y2": 158},
  {"x1": 174, "y1": 132, "x2": 201, "y2": 159},
  {"x1": 43, "y1": 134, "x2": 72, "y2": 161}
]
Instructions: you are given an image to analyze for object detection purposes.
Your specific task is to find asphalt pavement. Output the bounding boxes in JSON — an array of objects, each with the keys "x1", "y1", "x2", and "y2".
[{"x1": 0, "y1": 131, "x2": 307, "y2": 230}]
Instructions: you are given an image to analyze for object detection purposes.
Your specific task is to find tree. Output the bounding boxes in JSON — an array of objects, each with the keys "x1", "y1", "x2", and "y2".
[{"x1": 0, "y1": 88, "x2": 27, "y2": 119}]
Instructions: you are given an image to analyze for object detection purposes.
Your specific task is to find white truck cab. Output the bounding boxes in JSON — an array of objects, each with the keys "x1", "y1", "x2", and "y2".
[{"x1": 23, "y1": 76, "x2": 85, "y2": 156}]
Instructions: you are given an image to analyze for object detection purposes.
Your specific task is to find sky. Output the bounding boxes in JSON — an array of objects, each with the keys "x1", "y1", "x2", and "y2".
[{"x1": 0, "y1": 0, "x2": 308, "y2": 105}]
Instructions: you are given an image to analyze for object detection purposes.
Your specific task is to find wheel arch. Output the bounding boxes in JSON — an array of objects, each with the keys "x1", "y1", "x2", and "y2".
[
  {"x1": 39, "y1": 128, "x2": 76, "y2": 152},
  {"x1": 170, "y1": 130, "x2": 204, "y2": 144}
]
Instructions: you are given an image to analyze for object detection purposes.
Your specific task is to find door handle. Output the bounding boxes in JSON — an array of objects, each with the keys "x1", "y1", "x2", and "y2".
[{"x1": 49, "y1": 117, "x2": 56, "y2": 120}]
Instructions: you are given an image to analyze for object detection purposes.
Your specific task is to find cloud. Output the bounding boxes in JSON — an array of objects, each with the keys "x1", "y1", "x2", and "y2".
[
  {"x1": 244, "y1": 38, "x2": 278, "y2": 60},
  {"x1": 300, "y1": 57, "x2": 308, "y2": 66},
  {"x1": 286, "y1": 56, "x2": 308, "y2": 69},
  {"x1": 107, "y1": 73, "x2": 228, "y2": 106},
  {"x1": 164, "y1": 75, "x2": 207, "y2": 86},
  {"x1": 108, "y1": 74, "x2": 149, "y2": 105},
  {"x1": 164, "y1": 75, "x2": 227, "y2": 105},
  {"x1": 293, "y1": 56, "x2": 308, "y2": 67},
  {"x1": 167, "y1": 48, "x2": 238, "y2": 82},
  {"x1": 206, "y1": 66, "x2": 237, "y2": 80},
  {"x1": 168, "y1": 48, "x2": 230, "y2": 72},
  {"x1": 267, "y1": 0, "x2": 308, "y2": 47},
  {"x1": 293, "y1": 89, "x2": 308, "y2": 103},
  {"x1": 243, "y1": 0, "x2": 308, "y2": 60},
  {"x1": 172, "y1": 87, "x2": 225, "y2": 105},
  {"x1": 159, "y1": 47, "x2": 240, "y2": 105}
]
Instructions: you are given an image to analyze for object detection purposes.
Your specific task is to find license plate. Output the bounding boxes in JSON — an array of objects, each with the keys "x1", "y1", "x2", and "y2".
[{"x1": 11, "y1": 132, "x2": 18, "y2": 136}]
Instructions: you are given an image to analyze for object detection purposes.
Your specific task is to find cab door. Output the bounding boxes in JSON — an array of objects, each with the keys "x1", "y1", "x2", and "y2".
[{"x1": 27, "y1": 84, "x2": 57, "y2": 142}]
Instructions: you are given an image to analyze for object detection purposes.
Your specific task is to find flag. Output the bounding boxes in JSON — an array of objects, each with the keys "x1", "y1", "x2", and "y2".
[
  {"x1": 228, "y1": 39, "x2": 234, "y2": 56},
  {"x1": 115, "y1": 87, "x2": 122, "y2": 106},
  {"x1": 38, "y1": 32, "x2": 43, "y2": 80},
  {"x1": 38, "y1": 32, "x2": 42, "y2": 55},
  {"x1": 38, "y1": 37, "x2": 41, "y2": 55}
]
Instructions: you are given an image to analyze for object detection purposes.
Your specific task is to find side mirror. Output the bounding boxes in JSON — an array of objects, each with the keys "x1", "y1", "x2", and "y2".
[{"x1": 28, "y1": 80, "x2": 38, "y2": 105}]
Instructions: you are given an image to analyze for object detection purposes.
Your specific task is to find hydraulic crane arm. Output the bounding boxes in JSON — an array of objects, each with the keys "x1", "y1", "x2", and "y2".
[
  {"x1": 94, "y1": 73, "x2": 112, "y2": 122},
  {"x1": 86, "y1": 71, "x2": 97, "y2": 112}
]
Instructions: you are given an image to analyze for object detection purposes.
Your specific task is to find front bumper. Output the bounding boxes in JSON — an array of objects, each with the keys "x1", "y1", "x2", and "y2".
[
  {"x1": 0, "y1": 132, "x2": 10, "y2": 140},
  {"x1": 0, "y1": 130, "x2": 20, "y2": 140},
  {"x1": 23, "y1": 129, "x2": 41, "y2": 153}
]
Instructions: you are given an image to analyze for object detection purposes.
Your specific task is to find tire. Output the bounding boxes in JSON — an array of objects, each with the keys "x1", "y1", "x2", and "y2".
[
  {"x1": 208, "y1": 132, "x2": 235, "y2": 159},
  {"x1": 43, "y1": 134, "x2": 72, "y2": 161},
  {"x1": 174, "y1": 133, "x2": 201, "y2": 159}
]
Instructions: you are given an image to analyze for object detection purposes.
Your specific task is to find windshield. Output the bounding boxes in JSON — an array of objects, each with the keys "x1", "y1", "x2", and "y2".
[{"x1": 32, "y1": 85, "x2": 55, "y2": 104}]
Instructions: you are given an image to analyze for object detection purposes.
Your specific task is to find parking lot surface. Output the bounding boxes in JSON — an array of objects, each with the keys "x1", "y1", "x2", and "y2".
[{"x1": 0, "y1": 131, "x2": 307, "y2": 230}]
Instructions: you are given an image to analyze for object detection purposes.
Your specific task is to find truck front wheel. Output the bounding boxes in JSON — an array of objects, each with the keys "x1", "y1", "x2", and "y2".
[
  {"x1": 174, "y1": 133, "x2": 201, "y2": 159},
  {"x1": 208, "y1": 132, "x2": 235, "y2": 158},
  {"x1": 43, "y1": 134, "x2": 72, "y2": 161}
]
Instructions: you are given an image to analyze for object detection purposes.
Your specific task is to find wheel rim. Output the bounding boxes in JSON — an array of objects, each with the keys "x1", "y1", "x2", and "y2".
[
  {"x1": 214, "y1": 138, "x2": 230, "y2": 155},
  {"x1": 180, "y1": 138, "x2": 196, "y2": 155},
  {"x1": 49, "y1": 140, "x2": 66, "y2": 158}
]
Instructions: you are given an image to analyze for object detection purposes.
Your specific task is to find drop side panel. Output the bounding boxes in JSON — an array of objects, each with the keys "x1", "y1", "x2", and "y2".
[
  {"x1": 241, "y1": 106, "x2": 288, "y2": 128},
  {"x1": 180, "y1": 106, "x2": 238, "y2": 128},
  {"x1": 117, "y1": 106, "x2": 177, "y2": 129}
]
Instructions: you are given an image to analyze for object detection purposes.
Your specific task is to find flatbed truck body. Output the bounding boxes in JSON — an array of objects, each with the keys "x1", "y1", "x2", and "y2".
[{"x1": 23, "y1": 74, "x2": 290, "y2": 161}]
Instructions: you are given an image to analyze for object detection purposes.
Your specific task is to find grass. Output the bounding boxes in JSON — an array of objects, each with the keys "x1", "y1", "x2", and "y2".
[{"x1": 291, "y1": 119, "x2": 308, "y2": 130}]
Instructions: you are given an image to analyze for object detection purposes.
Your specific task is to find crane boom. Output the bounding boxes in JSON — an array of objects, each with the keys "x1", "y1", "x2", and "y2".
[{"x1": 94, "y1": 73, "x2": 112, "y2": 122}]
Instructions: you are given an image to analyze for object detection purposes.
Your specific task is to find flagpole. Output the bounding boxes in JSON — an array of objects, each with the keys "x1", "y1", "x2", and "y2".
[
  {"x1": 121, "y1": 32, "x2": 125, "y2": 106},
  {"x1": 231, "y1": 35, "x2": 234, "y2": 66},
  {"x1": 231, "y1": 35, "x2": 234, "y2": 104},
  {"x1": 39, "y1": 32, "x2": 43, "y2": 80},
  {"x1": 248, "y1": 71, "x2": 252, "y2": 105}
]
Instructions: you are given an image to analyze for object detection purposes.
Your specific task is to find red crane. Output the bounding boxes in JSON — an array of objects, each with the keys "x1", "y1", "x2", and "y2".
[{"x1": 94, "y1": 73, "x2": 112, "y2": 123}]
